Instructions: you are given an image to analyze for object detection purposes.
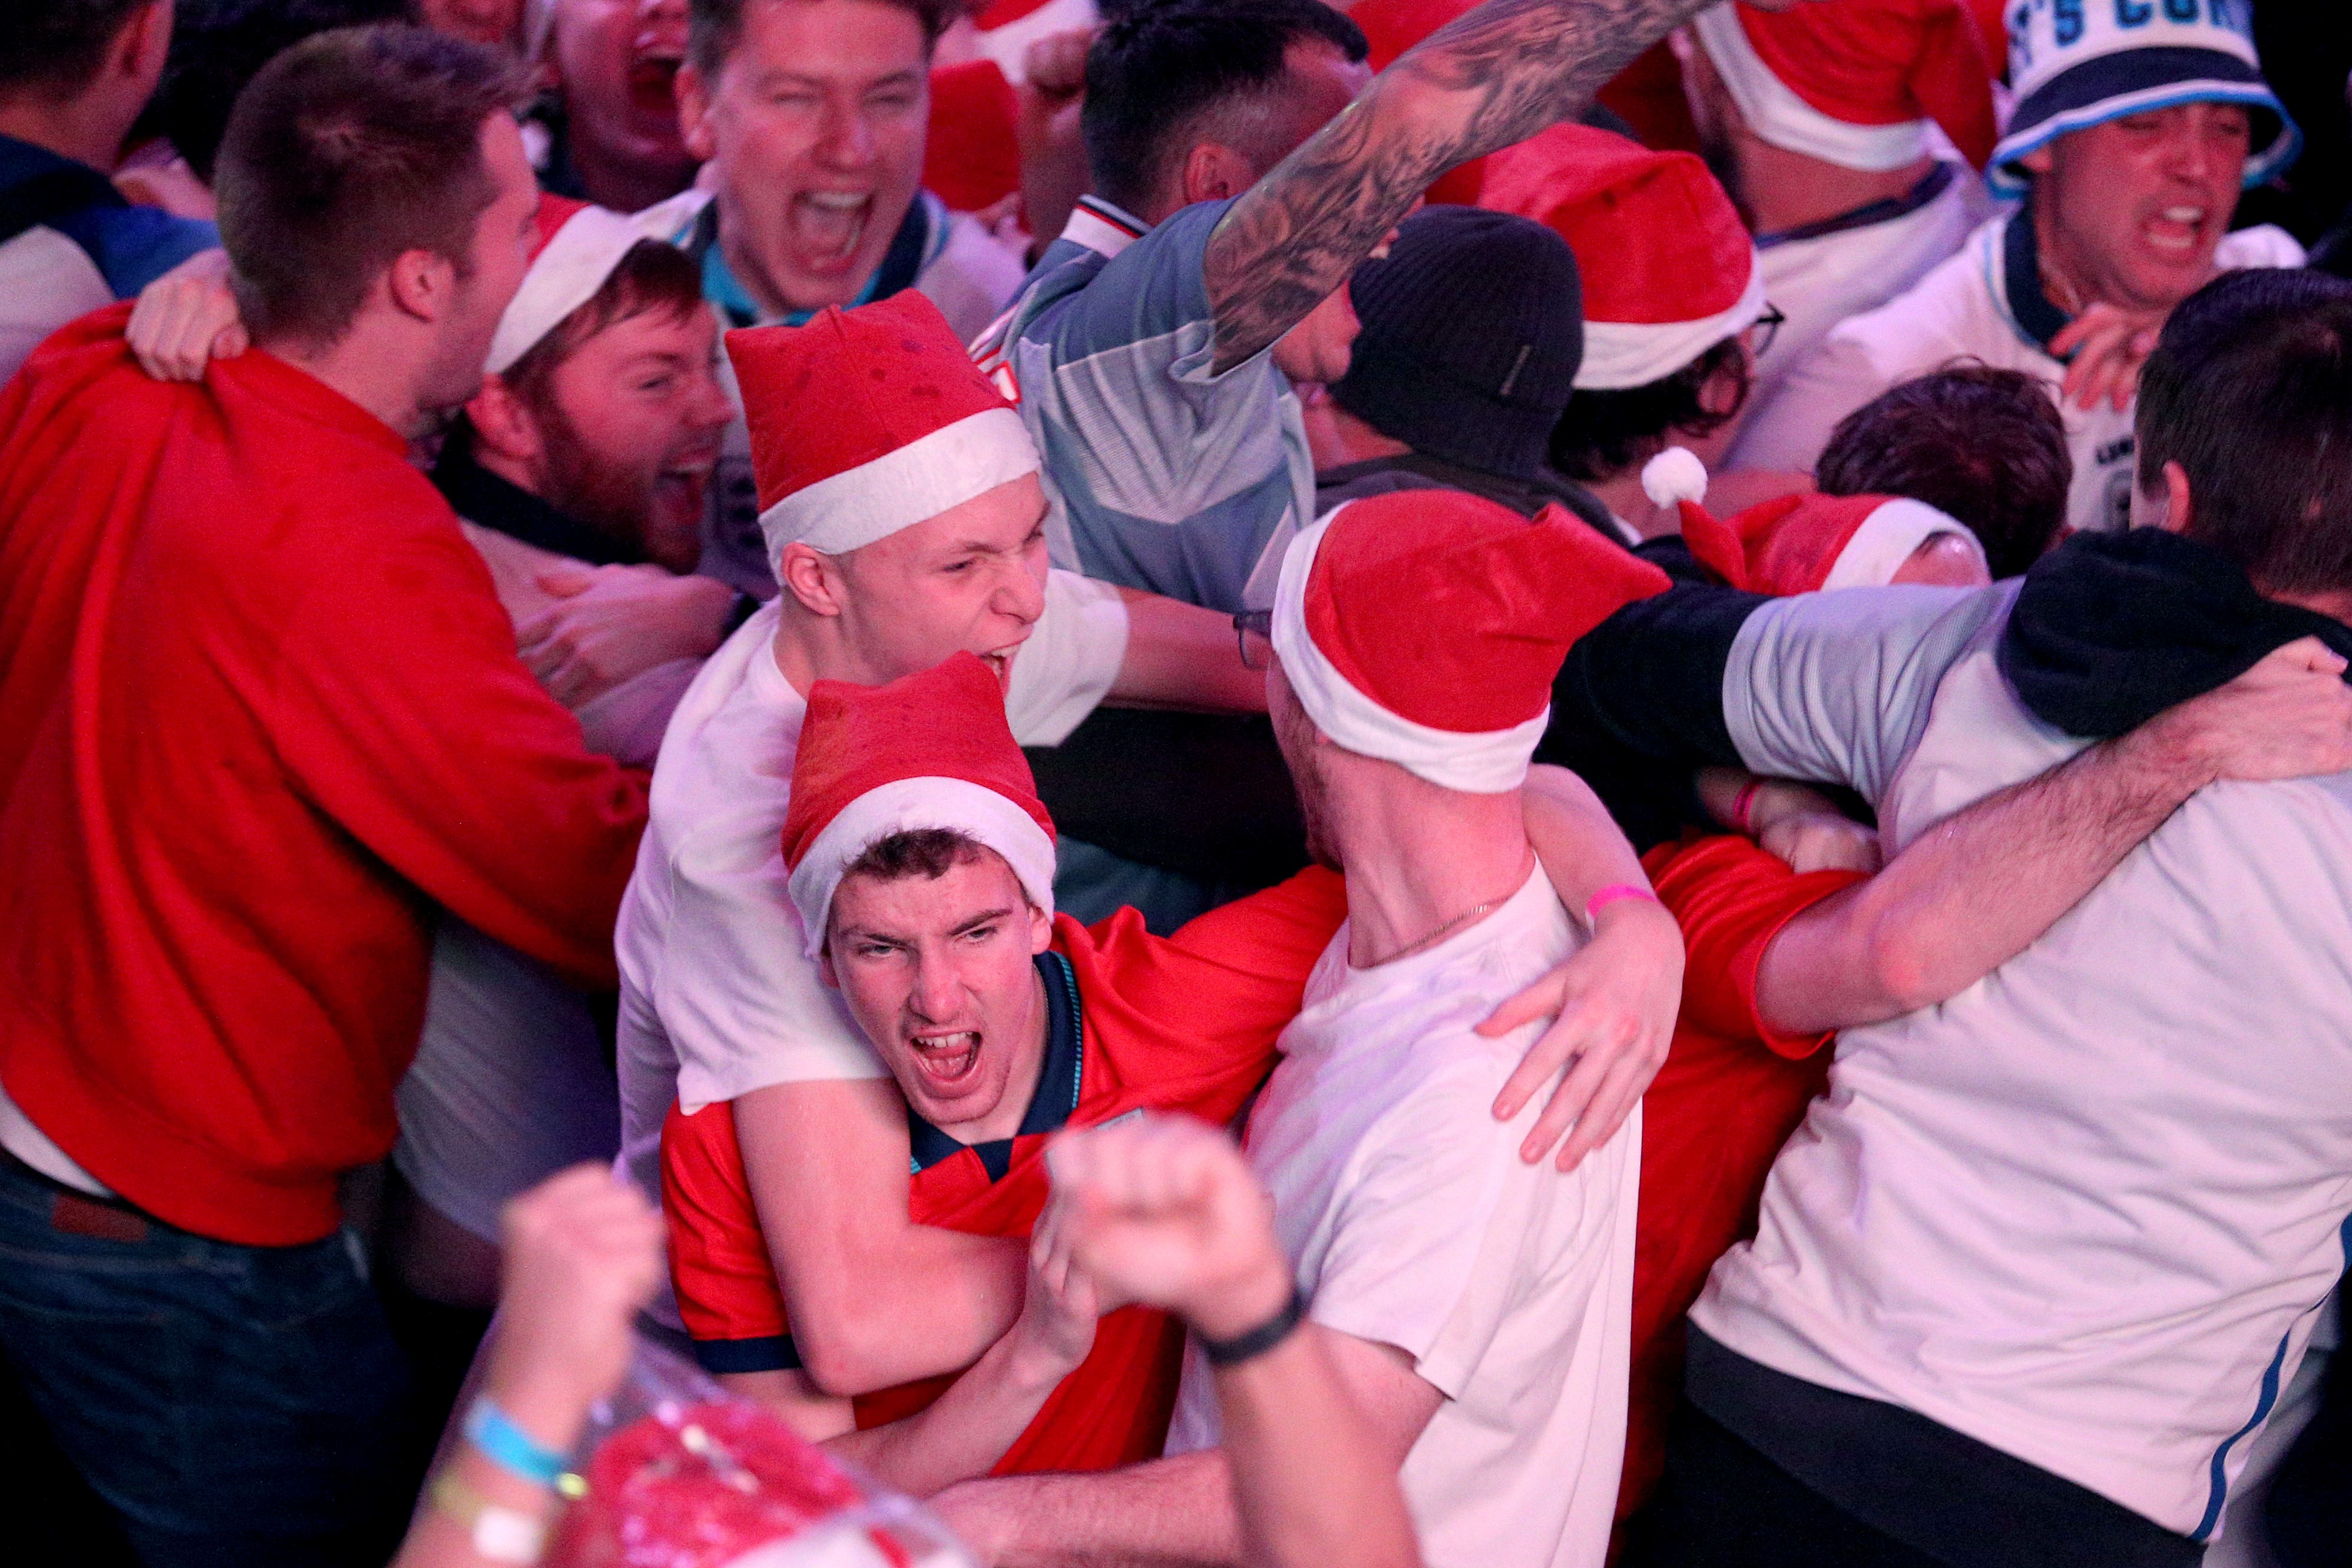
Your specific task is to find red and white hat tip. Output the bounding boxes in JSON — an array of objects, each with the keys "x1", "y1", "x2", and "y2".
[
  {"x1": 780, "y1": 652, "x2": 1057, "y2": 957},
  {"x1": 1270, "y1": 491, "x2": 1670, "y2": 793},
  {"x1": 1481, "y1": 123, "x2": 1765, "y2": 391},
  {"x1": 1690, "y1": 0, "x2": 1997, "y2": 173},
  {"x1": 727, "y1": 290, "x2": 1040, "y2": 571},
  {"x1": 1677, "y1": 486, "x2": 1984, "y2": 596},
  {"x1": 485, "y1": 188, "x2": 710, "y2": 376}
]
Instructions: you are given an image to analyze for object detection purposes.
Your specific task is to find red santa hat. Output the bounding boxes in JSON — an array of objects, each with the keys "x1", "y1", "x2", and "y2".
[
  {"x1": 726, "y1": 290, "x2": 1040, "y2": 567},
  {"x1": 1642, "y1": 449, "x2": 1983, "y2": 595},
  {"x1": 1481, "y1": 124, "x2": 1764, "y2": 391},
  {"x1": 1689, "y1": 0, "x2": 1997, "y2": 173},
  {"x1": 779, "y1": 652, "x2": 1058, "y2": 957},
  {"x1": 1269, "y1": 491, "x2": 1670, "y2": 793},
  {"x1": 486, "y1": 188, "x2": 711, "y2": 376}
]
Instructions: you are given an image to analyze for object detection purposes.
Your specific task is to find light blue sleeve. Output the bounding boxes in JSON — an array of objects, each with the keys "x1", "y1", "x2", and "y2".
[
  {"x1": 1725, "y1": 580, "x2": 2020, "y2": 806},
  {"x1": 1014, "y1": 200, "x2": 1306, "y2": 611}
]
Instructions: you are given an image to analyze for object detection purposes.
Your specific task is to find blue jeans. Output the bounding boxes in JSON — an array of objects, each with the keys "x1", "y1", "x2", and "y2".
[{"x1": 0, "y1": 1153, "x2": 413, "y2": 1567}]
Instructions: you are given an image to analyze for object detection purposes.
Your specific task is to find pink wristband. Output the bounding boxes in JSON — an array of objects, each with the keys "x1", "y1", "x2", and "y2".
[
  {"x1": 1731, "y1": 779, "x2": 1763, "y2": 835},
  {"x1": 1584, "y1": 883, "x2": 1660, "y2": 925}
]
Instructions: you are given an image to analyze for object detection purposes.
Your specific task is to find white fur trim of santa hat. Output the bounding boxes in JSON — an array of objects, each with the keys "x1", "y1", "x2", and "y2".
[
  {"x1": 1574, "y1": 249, "x2": 1768, "y2": 391},
  {"x1": 1692, "y1": 5, "x2": 1931, "y2": 172},
  {"x1": 1269, "y1": 510, "x2": 1550, "y2": 795},
  {"x1": 487, "y1": 189, "x2": 712, "y2": 376},
  {"x1": 757, "y1": 405, "x2": 1040, "y2": 558},
  {"x1": 787, "y1": 775, "x2": 1057, "y2": 959},
  {"x1": 1820, "y1": 497, "x2": 1984, "y2": 590}
]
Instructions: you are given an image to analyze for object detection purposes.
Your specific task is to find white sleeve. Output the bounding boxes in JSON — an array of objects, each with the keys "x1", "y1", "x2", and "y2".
[
  {"x1": 1005, "y1": 568, "x2": 1130, "y2": 746},
  {"x1": 657, "y1": 818, "x2": 888, "y2": 1107},
  {"x1": 1725, "y1": 581, "x2": 2016, "y2": 806}
]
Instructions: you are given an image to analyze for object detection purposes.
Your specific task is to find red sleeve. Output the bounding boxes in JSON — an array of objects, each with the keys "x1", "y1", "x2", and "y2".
[
  {"x1": 924, "y1": 58, "x2": 1020, "y2": 214},
  {"x1": 267, "y1": 501, "x2": 647, "y2": 987},
  {"x1": 1649, "y1": 836, "x2": 1865, "y2": 1060}
]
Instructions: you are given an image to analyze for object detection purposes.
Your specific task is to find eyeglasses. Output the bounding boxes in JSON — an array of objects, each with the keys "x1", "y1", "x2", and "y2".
[
  {"x1": 1233, "y1": 608, "x2": 1274, "y2": 671},
  {"x1": 1749, "y1": 303, "x2": 1788, "y2": 360}
]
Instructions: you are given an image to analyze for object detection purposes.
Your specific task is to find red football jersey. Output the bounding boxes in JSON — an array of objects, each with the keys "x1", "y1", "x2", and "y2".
[{"x1": 664, "y1": 868, "x2": 1348, "y2": 1476}]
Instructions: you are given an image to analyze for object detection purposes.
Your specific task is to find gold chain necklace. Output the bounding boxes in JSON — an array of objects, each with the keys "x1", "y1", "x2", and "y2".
[{"x1": 1358, "y1": 851, "x2": 1534, "y2": 969}]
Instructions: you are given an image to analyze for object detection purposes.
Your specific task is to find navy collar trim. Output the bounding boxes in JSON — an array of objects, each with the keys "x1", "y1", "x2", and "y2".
[
  {"x1": 908, "y1": 950, "x2": 1083, "y2": 1183},
  {"x1": 2001, "y1": 210, "x2": 2075, "y2": 358},
  {"x1": 432, "y1": 439, "x2": 639, "y2": 567},
  {"x1": 1755, "y1": 162, "x2": 1957, "y2": 252}
]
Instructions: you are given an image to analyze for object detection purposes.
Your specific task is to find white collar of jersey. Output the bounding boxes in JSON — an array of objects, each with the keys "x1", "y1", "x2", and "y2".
[{"x1": 1061, "y1": 196, "x2": 1149, "y2": 262}]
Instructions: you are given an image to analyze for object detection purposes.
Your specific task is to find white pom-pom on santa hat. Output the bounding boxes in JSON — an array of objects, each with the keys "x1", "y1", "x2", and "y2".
[{"x1": 1642, "y1": 446, "x2": 1709, "y2": 508}]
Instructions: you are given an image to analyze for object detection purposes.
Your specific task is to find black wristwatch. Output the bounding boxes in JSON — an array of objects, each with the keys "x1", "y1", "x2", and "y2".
[{"x1": 1198, "y1": 1283, "x2": 1308, "y2": 1368}]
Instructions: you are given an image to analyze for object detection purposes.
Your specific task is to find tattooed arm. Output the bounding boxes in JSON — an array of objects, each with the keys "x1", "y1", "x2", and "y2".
[{"x1": 1205, "y1": 0, "x2": 1778, "y2": 371}]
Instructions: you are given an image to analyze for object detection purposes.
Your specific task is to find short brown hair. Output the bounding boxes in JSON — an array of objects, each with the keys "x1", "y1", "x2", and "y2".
[
  {"x1": 1550, "y1": 336, "x2": 1751, "y2": 484},
  {"x1": 1, "y1": 0, "x2": 149, "y2": 98},
  {"x1": 1816, "y1": 364, "x2": 2069, "y2": 579},
  {"x1": 499, "y1": 239, "x2": 706, "y2": 411},
  {"x1": 838, "y1": 828, "x2": 991, "y2": 890},
  {"x1": 215, "y1": 24, "x2": 527, "y2": 347},
  {"x1": 688, "y1": 0, "x2": 961, "y2": 80}
]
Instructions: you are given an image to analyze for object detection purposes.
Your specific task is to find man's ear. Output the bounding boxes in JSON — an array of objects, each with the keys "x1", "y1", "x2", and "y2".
[
  {"x1": 776, "y1": 542, "x2": 846, "y2": 617},
  {"x1": 1027, "y1": 899, "x2": 1053, "y2": 954},
  {"x1": 465, "y1": 373, "x2": 544, "y2": 467},
  {"x1": 2160, "y1": 459, "x2": 2194, "y2": 535},
  {"x1": 118, "y1": 0, "x2": 174, "y2": 91},
  {"x1": 385, "y1": 248, "x2": 457, "y2": 324},
  {"x1": 1179, "y1": 142, "x2": 1255, "y2": 206},
  {"x1": 677, "y1": 60, "x2": 719, "y2": 163},
  {"x1": 2019, "y1": 143, "x2": 2055, "y2": 178},
  {"x1": 817, "y1": 944, "x2": 841, "y2": 990}
]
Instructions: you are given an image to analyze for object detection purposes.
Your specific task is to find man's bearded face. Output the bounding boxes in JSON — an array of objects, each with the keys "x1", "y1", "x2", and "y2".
[{"x1": 531, "y1": 299, "x2": 731, "y2": 570}]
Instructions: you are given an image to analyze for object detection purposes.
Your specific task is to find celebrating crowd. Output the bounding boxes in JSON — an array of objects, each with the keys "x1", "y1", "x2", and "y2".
[{"x1": 1, "y1": 0, "x2": 2350, "y2": 1565}]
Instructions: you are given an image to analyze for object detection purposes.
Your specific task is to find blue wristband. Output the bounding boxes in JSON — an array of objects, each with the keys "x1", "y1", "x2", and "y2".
[{"x1": 464, "y1": 1397, "x2": 570, "y2": 1488}]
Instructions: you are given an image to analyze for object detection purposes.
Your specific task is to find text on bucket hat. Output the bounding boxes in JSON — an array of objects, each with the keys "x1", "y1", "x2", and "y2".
[{"x1": 1989, "y1": 0, "x2": 2297, "y2": 197}]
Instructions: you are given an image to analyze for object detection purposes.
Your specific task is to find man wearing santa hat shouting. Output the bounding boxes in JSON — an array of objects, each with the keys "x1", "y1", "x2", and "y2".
[
  {"x1": 1669, "y1": 0, "x2": 1999, "y2": 443},
  {"x1": 1730, "y1": 0, "x2": 2304, "y2": 535},
  {"x1": 624, "y1": 291, "x2": 1689, "y2": 1426},
  {"x1": 659, "y1": 652, "x2": 1347, "y2": 1475},
  {"x1": 928, "y1": 490, "x2": 1678, "y2": 1568}
]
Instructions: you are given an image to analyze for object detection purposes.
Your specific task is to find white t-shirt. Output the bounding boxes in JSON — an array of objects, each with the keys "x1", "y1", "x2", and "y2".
[
  {"x1": 1731, "y1": 167, "x2": 1985, "y2": 471},
  {"x1": 1728, "y1": 213, "x2": 2304, "y2": 535},
  {"x1": 613, "y1": 573, "x2": 1129, "y2": 1209},
  {"x1": 0, "y1": 227, "x2": 108, "y2": 386},
  {"x1": 1166, "y1": 868, "x2": 1640, "y2": 1568},
  {"x1": 1701, "y1": 585, "x2": 2352, "y2": 1541}
]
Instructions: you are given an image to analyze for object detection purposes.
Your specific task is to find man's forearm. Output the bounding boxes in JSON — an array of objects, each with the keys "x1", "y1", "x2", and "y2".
[
  {"x1": 1204, "y1": 0, "x2": 1716, "y2": 369},
  {"x1": 1522, "y1": 763, "x2": 1647, "y2": 908},
  {"x1": 1110, "y1": 590, "x2": 1268, "y2": 714},
  {"x1": 736, "y1": 1079, "x2": 1027, "y2": 1394},
  {"x1": 826, "y1": 1325, "x2": 1070, "y2": 1499},
  {"x1": 947, "y1": 1453, "x2": 1242, "y2": 1568},
  {"x1": 1757, "y1": 725, "x2": 2212, "y2": 1034},
  {"x1": 1216, "y1": 1337, "x2": 1420, "y2": 1568}
]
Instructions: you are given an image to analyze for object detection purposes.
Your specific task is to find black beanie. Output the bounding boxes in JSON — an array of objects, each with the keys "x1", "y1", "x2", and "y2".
[{"x1": 1330, "y1": 206, "x2": 1583, "y2": 482}]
